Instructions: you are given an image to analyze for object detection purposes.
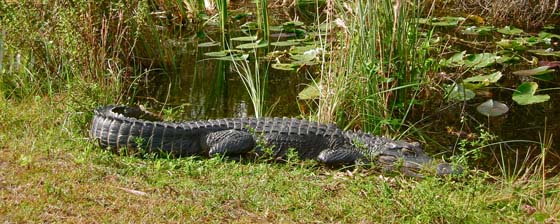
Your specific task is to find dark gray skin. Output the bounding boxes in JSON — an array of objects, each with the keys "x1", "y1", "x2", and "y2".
[{"x1": 90, "y1": 105, "x2": 459, "y2": 176}]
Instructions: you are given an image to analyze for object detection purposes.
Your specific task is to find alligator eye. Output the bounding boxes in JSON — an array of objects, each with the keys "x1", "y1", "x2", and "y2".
[
  {"x1": 410, "y1": 142, "x2": 421, "y2": 148},
  {"x1": 401, "y1": 147, "x2": 416, "y2": 156},
  {"x1": 387, "y1": 143, "x2": 400, "y2": 150}
]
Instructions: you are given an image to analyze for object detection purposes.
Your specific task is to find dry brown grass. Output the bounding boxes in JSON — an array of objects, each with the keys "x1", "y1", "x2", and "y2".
[{"x1": 429, "y1": 0, "x2": 559, "y2": 29}]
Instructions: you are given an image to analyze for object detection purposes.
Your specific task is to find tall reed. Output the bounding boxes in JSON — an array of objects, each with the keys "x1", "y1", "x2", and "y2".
[
  {"x1": 231, "y1": 53, "x2": 267, "y2": 118},
  {"x1": 320, "y1": 0, "x2": 429, "y2": 136},
  {"x1": 255, "y1": 0, "x2": 270, "y2": 42},
  {"x1": 216, "y1": 0, "x2": 229, "y2": 48}
]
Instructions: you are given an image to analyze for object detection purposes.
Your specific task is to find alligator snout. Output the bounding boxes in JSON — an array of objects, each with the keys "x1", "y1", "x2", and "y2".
[{"x1": 435, "y1": 163, "x2": 464, "y2": 176}]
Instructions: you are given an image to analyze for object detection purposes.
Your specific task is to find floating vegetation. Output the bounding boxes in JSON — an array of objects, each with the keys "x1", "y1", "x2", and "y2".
[
  {"x1": 512, "y1": 82, "x2": 551, "y2": 105},
  {"x1": 512, "y1": 66, "x2": 555, "y2": 77},
  {"x1": 461, "y1": 26, "x2": 495, "y2": 36},
  {"x1": 439, "y1": 51, "x2": 499, "y2": 68},
  {"x1": 200, "y1": 16, "x2": 323, "y2": 72},
  {"x1": 496, "y1": 26, "x2": 525, "y2": 35},
  {"x1": 235, "y1": 40, "x2": 269, "y2": 49},
  {"x1": 231, "y1": 36, "x2": 258, "y2": 42},
  {"x1": 198, "y1": 41, "x2": 221, "y2": 47},
  {"x1": 445, "y1": 83, "x2": 476, "y2": 101},
  {"x1": 476, "y1": 99, "x2": 509, "y2": 117},
  {"x1": 418, "y1": 16, "x2": 466, "y2": 27},
  {"x1": 463, "y1": 71, "x2": 503, "y2": 84},
  {"x1": 297, "y1": 83, "x2": 320, "y2": 100}
]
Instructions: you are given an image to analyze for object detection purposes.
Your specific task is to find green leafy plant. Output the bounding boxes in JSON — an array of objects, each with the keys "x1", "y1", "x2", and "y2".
[{"x1": 452, "y1": 125, "x2": 497, "y2": 167}]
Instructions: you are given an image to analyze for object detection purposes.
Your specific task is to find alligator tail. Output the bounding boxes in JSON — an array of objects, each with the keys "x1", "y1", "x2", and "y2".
[{"x1": 90, "y1": 105, "x2": 200, "y2": 156}]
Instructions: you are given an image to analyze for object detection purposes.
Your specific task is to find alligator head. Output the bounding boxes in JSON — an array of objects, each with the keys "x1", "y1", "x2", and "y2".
[{"x1": 360, "y1": 138, "x2": 462, "y2": 177}]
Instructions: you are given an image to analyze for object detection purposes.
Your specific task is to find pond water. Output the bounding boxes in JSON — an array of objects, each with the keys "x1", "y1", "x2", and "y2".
[{"x1": 132, "y1": 8, "x2": 560, "y2": 174}]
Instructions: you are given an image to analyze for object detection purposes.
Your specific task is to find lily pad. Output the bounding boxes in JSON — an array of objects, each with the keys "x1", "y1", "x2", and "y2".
[
  {"x1": 420, "y1": 16, "x2": 466, "y2": 27},
  {"x1": 269, "y1": 26, "x2": 284, "y2": 32},
  {"x1": 270, "y1": 32, "x2": 297, "y2": 39},
  {"x1": 497, "y1": 26, "x2": 524, "y2": 35},
  {"x1": 439, "y1": 51, "x2": 466, "y2": 67},
  {"x1": 496, "y1": 55, "x2": 518, "y2": 64},
  {"x1": 215, "y1": 54, "x2": 250, "y2": 61},
  {"x1": 282, "y1": 21, "x2": 305, "y2": 31},
  {"x1": 538, "y1": 31, "x2": 560, "y2": 40},
  {"x1": 231, "y1": 36, "x2": 258, "y2": 42},
  {"x1": 463, "y1": 53, "x2": 498, "y2": 68},
  {"x1": 446, "y1": 84, "x2": 476, "y2": 101},
  {"x1": 539, "y1": 61, "x2": 560, "y2": 68},
  {"x1": 464, "y1": 71, "x2": 503, "y2": 84},
  {"x1": 272, "y1": 63, "x2": 299, "y2": 71},
  {"x1": 518, "y1": 36, "x2": 542, "y2": 46},
  {"x1": 476, "y1": 99, "x2": 509, "y2": 117},
  {"x1": 497, "y1": 39, "x2": 527, "y2": 51},
  {"x1": 204, "y1": 51, "x2": 228, "y2": 57},
  {"x1": 271, "y1": 40, "x2": 300, "y2": 47},
  {"x1": 512, "y1": 82, "x2": 550, "y2": 105},
  {"x1": 198, "y1": 41, "x2": 220, "y2": 48},
  {"x1": 236, "y1": 41, "x2": 269, "y2": 49},
  {"x1": 240, "y1": 22, "x2": 258, "y2": 31},
  {"x1": 461, "y1": 26, "x2": 495, "y2": 35},
  {"x1": 204, "y1": 50, "x2": 244, "y2": 57},
  {"x1": 298, "y1": 84, "x2": 320, "y2": 100},
  {"x1": 232, "y1": 12, "x2": 252, "y2": 20},
  {"x1": 291, "y1": 45, "x2": 320, "y2": 54},
  {"x1": 291, "y1": 53, "x2": 316, "y2": 62},
  {"x1": 512, "y1": 66, "x2": 554, "y2": 76},
  {"x1": 528, "y1": 49, "x2": 560, "y2": 57}
]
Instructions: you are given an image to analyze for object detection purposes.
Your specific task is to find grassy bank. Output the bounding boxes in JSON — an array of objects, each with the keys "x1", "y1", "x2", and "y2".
[{"x1": 1, "y1": 96, "x2": 559, "y2": 222}]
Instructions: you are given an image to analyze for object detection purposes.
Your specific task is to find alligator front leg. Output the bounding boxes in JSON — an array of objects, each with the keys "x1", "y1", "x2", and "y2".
[
  {"x1": 317, "y1": 149, "x2": 367, "y2": 166},
  {"x1": 204, "y1": 130, "x2": 257, "y2": 157}
]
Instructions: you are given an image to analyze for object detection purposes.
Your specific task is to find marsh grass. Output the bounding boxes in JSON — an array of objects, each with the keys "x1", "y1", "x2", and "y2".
[
  {"x1": 228, "y1": 0, "x2": 271, "y2": 117},
  {"x1": 317, "y1": 0, "x2": 430, "y2": 136},
  {"x1": 230, "y1": 52, "x2": 267, "y2": 118}
]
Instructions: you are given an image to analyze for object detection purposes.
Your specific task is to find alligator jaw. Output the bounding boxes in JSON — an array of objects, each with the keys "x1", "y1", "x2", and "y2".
[{"x1": 375, "y1": 155, "x2": 463, "y2": 177}]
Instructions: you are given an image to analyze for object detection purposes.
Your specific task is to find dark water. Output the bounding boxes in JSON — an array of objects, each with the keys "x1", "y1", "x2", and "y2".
[
  {"x1": 133, "y1": 11, "x2": 313, "y2": 120},
  {"x1": 137, "y1": 51, "x2": 307, "y2": 119}
]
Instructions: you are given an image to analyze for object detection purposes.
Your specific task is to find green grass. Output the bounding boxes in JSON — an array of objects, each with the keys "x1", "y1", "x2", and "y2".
[{"x1": 1, "y1": 95, "x2": 559, "y2": 223}]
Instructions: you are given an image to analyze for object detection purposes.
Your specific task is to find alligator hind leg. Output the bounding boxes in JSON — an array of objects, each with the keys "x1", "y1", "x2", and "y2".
[
  {"x1": 205, "y1": 130, "x2": 257, "y2": 157},
  {"x1": 317, "y1": 149, "x2": 367, "y2": 166}
]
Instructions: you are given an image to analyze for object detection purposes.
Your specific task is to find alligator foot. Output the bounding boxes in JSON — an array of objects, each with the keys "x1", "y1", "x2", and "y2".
[
  {"x1": 317, "y1": 149, "x2": 367, "y2": 166},
  {"x1": 205, "y1": 130, "x2": 257, "y2": 157}
]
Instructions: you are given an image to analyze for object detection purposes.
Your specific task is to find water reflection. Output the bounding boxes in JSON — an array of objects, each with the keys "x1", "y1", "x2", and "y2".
[{"x1": 136, "y1": 42, "x2": 306, "y2": 120}]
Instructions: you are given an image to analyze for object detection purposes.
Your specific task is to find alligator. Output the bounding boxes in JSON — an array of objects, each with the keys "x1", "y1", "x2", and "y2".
[{"x1": 90, "y1": 105, "x2": 459, "y2": 176}]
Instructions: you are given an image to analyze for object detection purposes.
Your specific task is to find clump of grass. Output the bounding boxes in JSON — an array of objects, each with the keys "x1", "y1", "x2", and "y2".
[
  {"x1": 318, "y1": 0, "x2": 431, "y2": 136},
  {"x1": 230, "y1": 53, "x2": 268, "y2": 118}
]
